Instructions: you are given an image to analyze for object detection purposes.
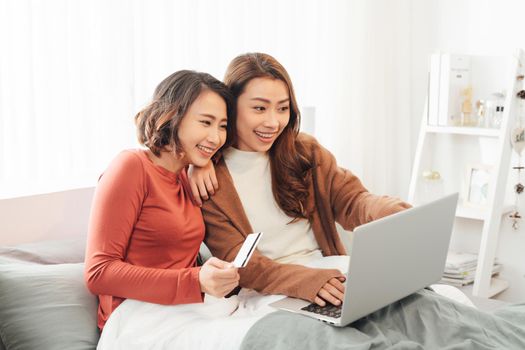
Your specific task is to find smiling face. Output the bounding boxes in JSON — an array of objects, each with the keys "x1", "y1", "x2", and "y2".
[
  {"x1": 177, "y1": 89, "x2": 228, "y2": 167},
  {"x1": 234, "y1": 77, "x2": 290, "y2": 152}
]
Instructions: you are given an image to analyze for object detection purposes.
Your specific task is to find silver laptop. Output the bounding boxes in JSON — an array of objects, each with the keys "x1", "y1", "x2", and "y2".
[{"x1": 269, "y1": 193, "x2": 458, "y2": 327}]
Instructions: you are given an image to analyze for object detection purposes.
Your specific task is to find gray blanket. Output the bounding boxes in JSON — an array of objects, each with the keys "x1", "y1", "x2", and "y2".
[{"x1": 240, "y1": 290, "x2": 525, "y2": 350}]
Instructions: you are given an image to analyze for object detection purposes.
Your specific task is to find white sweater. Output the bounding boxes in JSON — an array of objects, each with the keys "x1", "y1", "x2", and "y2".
[{"x1": 224, "y1": 147, "x2": 322, "y2": 265}]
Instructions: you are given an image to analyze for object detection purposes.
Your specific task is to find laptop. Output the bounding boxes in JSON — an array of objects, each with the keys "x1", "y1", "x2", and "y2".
[{"x1": 269, "y1": 193, "x2": 458, "y2": 327}]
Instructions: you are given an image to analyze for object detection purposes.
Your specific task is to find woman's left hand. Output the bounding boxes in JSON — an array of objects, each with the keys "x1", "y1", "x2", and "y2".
[{"x1": 188, "y1": 162, "x2": 218, "y2": 206}]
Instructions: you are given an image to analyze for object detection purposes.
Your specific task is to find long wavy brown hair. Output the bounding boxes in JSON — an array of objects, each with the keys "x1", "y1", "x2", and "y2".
[{"x1": 224, "y1": 53, "x2": 313, "y2": 221}]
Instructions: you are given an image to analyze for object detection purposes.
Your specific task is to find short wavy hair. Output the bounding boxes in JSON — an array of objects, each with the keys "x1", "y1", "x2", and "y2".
[{"x1": 135, "y1": 70, "x2": 233, "y2": 159}]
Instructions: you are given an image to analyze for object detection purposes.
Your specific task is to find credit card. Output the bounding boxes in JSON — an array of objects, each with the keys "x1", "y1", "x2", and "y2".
[{"x1": 232, "y1": 232, "x2": 263, "y2": 268}]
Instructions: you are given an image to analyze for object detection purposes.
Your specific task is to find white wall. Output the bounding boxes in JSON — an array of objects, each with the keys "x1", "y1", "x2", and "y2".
[
  {"x1": 0, "y1": 0, "x2": 415, "y2": 202},
  {"x1": 410, "y1": 0, "x2": 525, "y2": 302}
]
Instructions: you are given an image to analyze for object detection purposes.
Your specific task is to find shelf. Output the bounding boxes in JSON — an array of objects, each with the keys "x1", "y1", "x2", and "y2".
[
  {"x1": 412, "y1": 51, "x2": 525, "y2": 303},
  {"x1": 455, "y1": 204, "x2": 514, "y2": 220},
  {"x1": 426, "y1": 125, "x2": 500, "y2": 137},
  {"x1": 459, "y1": 277, "x2": 509, "y2": 298}
]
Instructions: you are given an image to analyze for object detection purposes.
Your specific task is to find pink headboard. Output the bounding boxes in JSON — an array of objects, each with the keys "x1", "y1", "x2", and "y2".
[{"x1": 0, "y1": 187, "x2": 95, "y2": 246}]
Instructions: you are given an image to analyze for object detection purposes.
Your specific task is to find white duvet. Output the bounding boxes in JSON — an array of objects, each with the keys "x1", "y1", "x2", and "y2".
[
  {"x1": 97, "y1": 289, "x2": 284, "y2": 350},
  {"x1": 98, "y1": 256, "x2": 348, "y2": 350},
  {"x1": 98, "y1": 256, "x2": 474, "y2": 350}
]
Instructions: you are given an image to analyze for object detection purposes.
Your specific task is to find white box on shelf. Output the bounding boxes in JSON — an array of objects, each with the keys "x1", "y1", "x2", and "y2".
[{"x1": 437, "y1": 54, "x2": 471, "y2": 126}]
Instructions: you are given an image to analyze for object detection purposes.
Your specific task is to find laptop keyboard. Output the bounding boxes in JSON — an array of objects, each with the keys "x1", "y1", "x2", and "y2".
[{"x1": 301, "y1": 303, "x2": 342, "y2": 319}]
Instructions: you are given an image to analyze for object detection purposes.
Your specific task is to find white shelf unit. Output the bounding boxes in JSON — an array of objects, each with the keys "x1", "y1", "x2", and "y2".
[
  {"x1": 459, "y1": 277, "x2": 510, "y2": 299},
  {"x1": 426, "y1": 126, "x2": 500, "y2": 137},
  {"x1": 409, "y1": 50, "x2": 525, "y2": 298},
  {"x1": 455, "y1": 204, "x2": 514, "y2": 221}
]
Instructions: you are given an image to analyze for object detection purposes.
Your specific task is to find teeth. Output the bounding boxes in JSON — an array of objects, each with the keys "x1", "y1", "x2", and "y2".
[
  {"x1": 255, "y1": 131, "x2": 275, "y2": 138},
  {"x1": 197, "y1": 145, "x2": 214, "y2": 154}
]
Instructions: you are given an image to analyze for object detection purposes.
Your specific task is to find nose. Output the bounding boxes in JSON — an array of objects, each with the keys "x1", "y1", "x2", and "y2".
[
  {"x1": 207, "y1": 126, "x2": 221, "y2": 145},
  {"x1": 263, "y1": 110, "x2": 279, "y2": 129}
]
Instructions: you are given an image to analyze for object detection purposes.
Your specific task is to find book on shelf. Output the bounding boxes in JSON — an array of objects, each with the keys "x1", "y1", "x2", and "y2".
[
  {"x1": 441, "y1": 251, "x2": 501, "y2": 287},
  {"x1": 445, "y1": 251, "x2": 476, "y2": 269},
  {"x1": 440, "y1": 270, "x2": 501, "y2": 287},
  {"x1": 443, "y1": 264, "x2": 499, "y2": 278},
  {"x1": 444, "y1": 251, "x2": 498, "y2": 270},
  {"x1": 441, "y1": 264, "x2": 501, "y2": 284}
]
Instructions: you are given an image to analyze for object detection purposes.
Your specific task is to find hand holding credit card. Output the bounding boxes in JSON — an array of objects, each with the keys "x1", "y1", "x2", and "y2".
[{"x1": 232, "y1": 232, "x2": 263, "y2": 268}]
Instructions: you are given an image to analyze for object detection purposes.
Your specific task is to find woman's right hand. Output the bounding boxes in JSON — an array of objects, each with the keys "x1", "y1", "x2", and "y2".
[
  {"x1": 314, "y1": 276, "x2": 346, "y2": 307},
  {"x1": 188, "y1": 162, "x2": 218, "y2": 206},
  {"x1": 198, "y1": 257, "x2": 240, "y2": 297}
]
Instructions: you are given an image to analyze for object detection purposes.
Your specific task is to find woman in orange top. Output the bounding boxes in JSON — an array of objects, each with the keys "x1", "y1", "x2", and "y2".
[{"x1": 84, "y1": 70, "x2": 240, "y2": 330}]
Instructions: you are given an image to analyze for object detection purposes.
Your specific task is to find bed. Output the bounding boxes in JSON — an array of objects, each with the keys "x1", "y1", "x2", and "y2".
[
  {"x1": 1, "y1": 188, "x2": 524, "y2": 350},
  {"x1": 0, "y1": 187, "x2": 98, "y2": 350}
]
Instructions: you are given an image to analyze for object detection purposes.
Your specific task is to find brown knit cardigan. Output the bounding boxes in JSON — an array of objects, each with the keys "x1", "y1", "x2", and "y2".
[{"x1": 202, "y1": 133, "x2": 410, "y2": 303}]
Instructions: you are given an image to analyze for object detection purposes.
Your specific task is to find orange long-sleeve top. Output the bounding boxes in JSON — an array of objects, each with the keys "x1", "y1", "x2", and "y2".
[{"x1": 84, "y1": 149, "x2": 205, "y2": 330}]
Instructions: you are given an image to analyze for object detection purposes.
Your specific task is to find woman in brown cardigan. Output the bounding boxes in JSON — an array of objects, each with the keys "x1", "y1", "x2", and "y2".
[{"x1": 190, "y1": 53, "x2": 410, "y2": 307}]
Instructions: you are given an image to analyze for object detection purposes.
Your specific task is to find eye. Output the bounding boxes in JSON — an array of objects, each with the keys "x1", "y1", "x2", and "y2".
[
  {"x1": 200, "y1": 120, "x2": 211, "y2": 126},
  {"x1": 253, "y1": 106, "x2": 266, "y2": 112},
  {"x1": 220, "y1": 124, "x2": 228, "y2": 130},
  {"x1": 278, "y1": 106, "x2": 290, "y2": 112}
]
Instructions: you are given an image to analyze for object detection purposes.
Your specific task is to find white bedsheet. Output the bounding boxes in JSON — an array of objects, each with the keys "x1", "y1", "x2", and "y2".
[
  {"x1": 98, "y1": 256, "x2": 475, "y2": 349},
  {"x1": 97, "y1": 289, "x2": 284, "y2": 350},
  {"x1": 98, "y1": 256, "x2": 347, "y2": 350}
]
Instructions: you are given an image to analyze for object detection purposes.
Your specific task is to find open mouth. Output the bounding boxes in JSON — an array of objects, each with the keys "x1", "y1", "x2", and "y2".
[
  {"x1": 254, "y1": 131, "x2": 277, "y2": 141},
  {"x1": 196, "y1": 144, "x2": 216, "y2": 156}
]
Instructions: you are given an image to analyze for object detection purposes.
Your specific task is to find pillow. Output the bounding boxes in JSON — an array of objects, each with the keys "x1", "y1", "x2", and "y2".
[
  {"x1": 0, "y1": 263, "x2": 99, "y2": 350},
  {"x1": 0, "y1": 238, "x2": 86, "y2": 265}
]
